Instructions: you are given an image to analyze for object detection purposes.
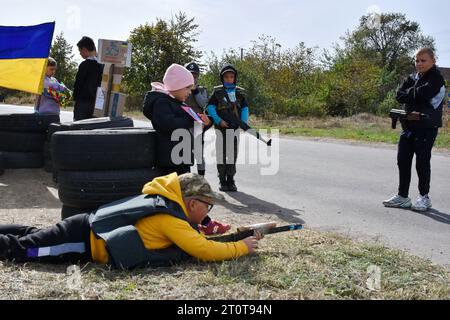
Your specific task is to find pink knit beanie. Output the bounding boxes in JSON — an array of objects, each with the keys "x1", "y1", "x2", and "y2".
[{"x1": 162, "y1": 64, "x2": 194, "y2": 91}]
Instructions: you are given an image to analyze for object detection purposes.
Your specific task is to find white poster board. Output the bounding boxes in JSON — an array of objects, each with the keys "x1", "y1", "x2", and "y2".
[
  {"x1": 98, "y1": 39, "x2": 132, "y2": 67},
  {"x1": 95, "y1": 87, "x2": 106, "y2": 110}
]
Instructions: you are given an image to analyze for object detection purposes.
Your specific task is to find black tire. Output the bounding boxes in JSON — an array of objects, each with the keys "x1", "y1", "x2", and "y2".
[
  {"x1": 93, "y1": 127, "x2": 151, "y2": 131},
  {"x1": 58, "y1": 168, "x2": 164, "y2": 209},
  {"x1": 43, "y1": 141, "x2": 53, "y2": 172},
  {"x1": 0, "y1": 152, "x2": 4, "y2": 176},
  {"x1": 52, "y1": 129, "x2": 157, "y2": 171},
  {"x1": 0, "y1": 114, "x2": 60, "y2": 133},
  {"x1": 0, "y1": 131, "x2": 46, "y2": 152},
  {"x1": 47, "y1": 117, "x2": 134, "y2": 138},
  {"x1": 61, "y1": 205, "x2": 96, "y2": 220},
  {"x1": 52, "y1": 169, "x2": 58, "y2": 184},
  {"x1": 1, "y1": 152, "x2": 44, "y2": 169}
]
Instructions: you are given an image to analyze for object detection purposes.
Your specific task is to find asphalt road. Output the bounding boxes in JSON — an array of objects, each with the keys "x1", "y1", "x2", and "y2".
[{"x1": 1, "y1": 104, "x2": 449, "y2": 267}]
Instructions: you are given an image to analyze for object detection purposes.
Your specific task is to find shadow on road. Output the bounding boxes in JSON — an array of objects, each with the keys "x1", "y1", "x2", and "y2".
[
  {"x1": 417, "y1": 209, "x2": 450, "y2": 225},
  {"x1": 220, "y1": 191, "x2": 305, "y2": 224}
]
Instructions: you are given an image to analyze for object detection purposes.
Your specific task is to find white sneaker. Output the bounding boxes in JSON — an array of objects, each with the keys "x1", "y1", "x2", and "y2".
[
  {"x1": 383, "y1": 195, "x2": 412, "y2": 208},
  {"x1": 412, "y1": 195, "x2": 432, "y2": 212}
]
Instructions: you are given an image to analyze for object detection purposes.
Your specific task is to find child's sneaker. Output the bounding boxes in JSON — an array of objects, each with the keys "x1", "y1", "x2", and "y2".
[
  {"x1": 199, "y1": 220, "x2": 231, "y2": 235},
  {"x1": 412, "y1": 195, "x2": 432, "y2": 212},
  {"x1": 382, "y1": 195, "x2": 412, "y2": 208}
]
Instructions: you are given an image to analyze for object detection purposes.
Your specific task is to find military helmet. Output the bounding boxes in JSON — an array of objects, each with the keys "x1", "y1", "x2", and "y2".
[
  {"x1": 220, "y1": 64, "x2": 238, "y2": 84},
  {"x1": 185, "y1": 62, "x2": 200, "y2": 74}
]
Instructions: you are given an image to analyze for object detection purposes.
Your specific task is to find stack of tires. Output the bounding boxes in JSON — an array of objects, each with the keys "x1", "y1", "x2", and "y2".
[
  {"x1": 52, "y1": 128, "x2": 162, "y2": 219},
  {"x1": 44, "y1": 117, "x2": 135, "y2": 174},
  {"x1": 0, "y1": 113, "x2": 60, "y2": 171},
  {"x1": 0, "y1": 152, "x2": 4, "y2": 176}
]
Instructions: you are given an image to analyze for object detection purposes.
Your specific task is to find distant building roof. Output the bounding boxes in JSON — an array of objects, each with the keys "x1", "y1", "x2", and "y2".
[{"x1": 439, "y1": 67, "x2": 450, "y2": 81}]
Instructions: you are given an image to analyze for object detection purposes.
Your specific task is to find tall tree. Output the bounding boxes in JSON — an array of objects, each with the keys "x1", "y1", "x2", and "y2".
[
  {"x1": 123, "y1": 12, "x2": 202, "y2": 100},
  {"x1": 343, "y1": 13, "x2": 435, "y2": 74},
  {"x1": 320, "y1": 13, "x2": 435, "y2": 116},
  {"x1": 50, "y1": 32, "x2": 78, "y2": 90}
]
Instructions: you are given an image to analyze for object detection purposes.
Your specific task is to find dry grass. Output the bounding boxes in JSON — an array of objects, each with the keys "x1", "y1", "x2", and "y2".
[
  {"x1": 0, "y1": 229, "x2": 448, "y2": 300},
  {"x1": 4, "y1": 94, "x2": 36, "y2": 107}
]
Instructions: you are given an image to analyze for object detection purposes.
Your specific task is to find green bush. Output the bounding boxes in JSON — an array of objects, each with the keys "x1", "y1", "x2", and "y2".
[
  {"x1": 377, "y1": 89, "x2": 402, "y2": 116},
  {"x1": 125, "y1": 94, "x2": 145, "y2": 112},
  {"x1": 299, "y1": 95, "x2": 327, "y2": 117}
]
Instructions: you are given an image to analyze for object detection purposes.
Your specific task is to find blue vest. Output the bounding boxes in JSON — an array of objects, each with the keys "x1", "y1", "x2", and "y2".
[{"x1": 89, "y1": 194, "x2": 197, "y2": 270}]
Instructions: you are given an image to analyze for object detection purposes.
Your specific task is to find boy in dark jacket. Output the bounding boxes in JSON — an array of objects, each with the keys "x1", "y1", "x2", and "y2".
[
  {"x1": 73, "y1": 36, "x2": 103, "y2": 121},
  {"x1": 383, "y1": 48, "x2": 445, "y2": 212}
]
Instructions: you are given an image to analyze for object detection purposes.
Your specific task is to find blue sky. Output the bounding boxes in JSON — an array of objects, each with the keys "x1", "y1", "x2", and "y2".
[{"x1": 3, "y1": 0, "x2": 450, "y2": 66}]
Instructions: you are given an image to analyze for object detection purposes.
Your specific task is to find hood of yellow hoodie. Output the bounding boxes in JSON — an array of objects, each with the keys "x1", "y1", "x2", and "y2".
[{"x1": 141, "y1": 173, "x2": 189, "y2": 219}]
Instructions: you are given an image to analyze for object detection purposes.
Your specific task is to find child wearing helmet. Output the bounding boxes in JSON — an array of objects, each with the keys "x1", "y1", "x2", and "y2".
[{"x1": 207, "y1": 64, "x2": 250, "y2": 192}]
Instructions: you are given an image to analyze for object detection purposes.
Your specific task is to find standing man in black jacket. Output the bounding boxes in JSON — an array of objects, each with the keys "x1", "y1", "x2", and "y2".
[
  {"x1": 73, "y1": 37, "x2": 103, "y2": 121},
  {"x1": 383, "y1": 48, "x2": 445, "y2": 212}
]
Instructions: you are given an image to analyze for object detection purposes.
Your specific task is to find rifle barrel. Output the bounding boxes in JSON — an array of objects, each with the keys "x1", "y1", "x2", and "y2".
[{"x1": 209, "y1": 224, "x2": 303, "y2": 243}]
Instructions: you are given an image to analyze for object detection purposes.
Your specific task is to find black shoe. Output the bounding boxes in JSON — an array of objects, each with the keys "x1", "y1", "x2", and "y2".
[
  {"x1": 198, "y1": 170, "x2": 205, "y2": 176},
  {"x1": 219, "y1": 180, "x2": 229, "y2": 192},
  {"x1": 227, "y1": 178, "x2": 237, "y2": 192}
]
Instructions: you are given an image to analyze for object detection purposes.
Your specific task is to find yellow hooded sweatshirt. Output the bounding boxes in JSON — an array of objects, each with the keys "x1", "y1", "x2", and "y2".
[{"x1": 90, "y1": 173, "x2": 249, "y2": 264}]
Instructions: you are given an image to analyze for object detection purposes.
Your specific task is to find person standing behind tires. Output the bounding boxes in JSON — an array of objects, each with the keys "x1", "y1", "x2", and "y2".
[
  {"x1": 383, "y1": 48, "x2": 445, "y2": 212},
  {"x1": 35, "y1": 57, "x2": 70, "y2": 115},
  {"x1": 143, "y1": 64, "x2": 231, "y2": 236},
  {"x1": 143, "y1": 63, "x2": 211, "y2": 175},
  {"x1": 73, "y1": 37, "x2": 103, "y2": 121},
  {"x1": 184, "y1": 62, "x2": 210, "y2": 176}
]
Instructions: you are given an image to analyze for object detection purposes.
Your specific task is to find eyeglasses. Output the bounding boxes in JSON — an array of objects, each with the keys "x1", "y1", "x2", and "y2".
[{"x1": 195, "y1": 198, "x2": 214, "y2": 213}]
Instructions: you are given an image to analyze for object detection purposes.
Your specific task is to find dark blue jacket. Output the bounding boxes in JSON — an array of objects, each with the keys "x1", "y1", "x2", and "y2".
[{"x1": 396, "y1": 65, "x2": 445, "y2": 129}]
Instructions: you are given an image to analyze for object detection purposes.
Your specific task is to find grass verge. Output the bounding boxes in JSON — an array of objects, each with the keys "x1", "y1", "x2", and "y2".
[
  {"x1": 253, "y1": 113, "x2": 450, "y2": 150},
  {"x1": 1, "y1": 229, "x2": 448, "y2": 300}
]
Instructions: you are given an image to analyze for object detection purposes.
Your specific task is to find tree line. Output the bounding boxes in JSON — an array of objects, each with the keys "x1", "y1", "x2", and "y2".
[{"x1": 0, "y1": 12, "x2": 437, "y2": 118}]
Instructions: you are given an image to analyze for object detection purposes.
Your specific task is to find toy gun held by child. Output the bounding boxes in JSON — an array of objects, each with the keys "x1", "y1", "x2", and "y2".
[
  {"x1": 208, "y1": 222, "x2": 303, "y2": 243},
  {"x1": 390, "y1": 109, "x2": 430, "y2": 129},
  {"x1": 45, "y1": 81, "x2": 72, "y2": 108},
  {"x1": 220, "y1": 113, "x2": 272, "y2": 146}
]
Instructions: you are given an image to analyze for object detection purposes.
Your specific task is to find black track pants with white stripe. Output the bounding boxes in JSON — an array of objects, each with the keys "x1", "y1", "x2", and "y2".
[{"x1": 0, "y1": 214, "x2": 92, "y2": 264}]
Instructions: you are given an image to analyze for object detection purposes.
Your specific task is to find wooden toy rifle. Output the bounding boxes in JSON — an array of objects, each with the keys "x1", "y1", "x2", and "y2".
[{"x1": 209, "y1": 222, "x2": 303, "y2": 243}]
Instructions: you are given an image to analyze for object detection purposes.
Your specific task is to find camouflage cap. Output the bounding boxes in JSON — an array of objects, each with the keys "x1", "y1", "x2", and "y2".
[{"x1": 179, "y1": 173, "x2": 225, "y2": 202}]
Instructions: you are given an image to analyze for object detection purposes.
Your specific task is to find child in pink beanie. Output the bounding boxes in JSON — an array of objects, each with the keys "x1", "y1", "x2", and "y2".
[
  {"x1": 143, "y1": 63, "x2": 230, "y2": 236},
  {"x1": 144, "y1": 63, "x2": 211, "y2": 148},
  {"x1": 151, "y1": 64, "x2": 196, "y2": 99}
]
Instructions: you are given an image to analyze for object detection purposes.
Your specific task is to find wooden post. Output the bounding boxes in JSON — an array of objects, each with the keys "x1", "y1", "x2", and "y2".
[
  {"x1": 104, "y1": 63, "x2": 115, "y2": 117},
  {"x1": 446, "y1": 90, "x2": 450, "y2": 132}
]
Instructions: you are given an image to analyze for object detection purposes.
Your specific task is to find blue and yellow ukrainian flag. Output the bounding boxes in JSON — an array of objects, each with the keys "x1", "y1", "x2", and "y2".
[{"x1": 0, "y1": 22, "x2": 55, "y2": 94}]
